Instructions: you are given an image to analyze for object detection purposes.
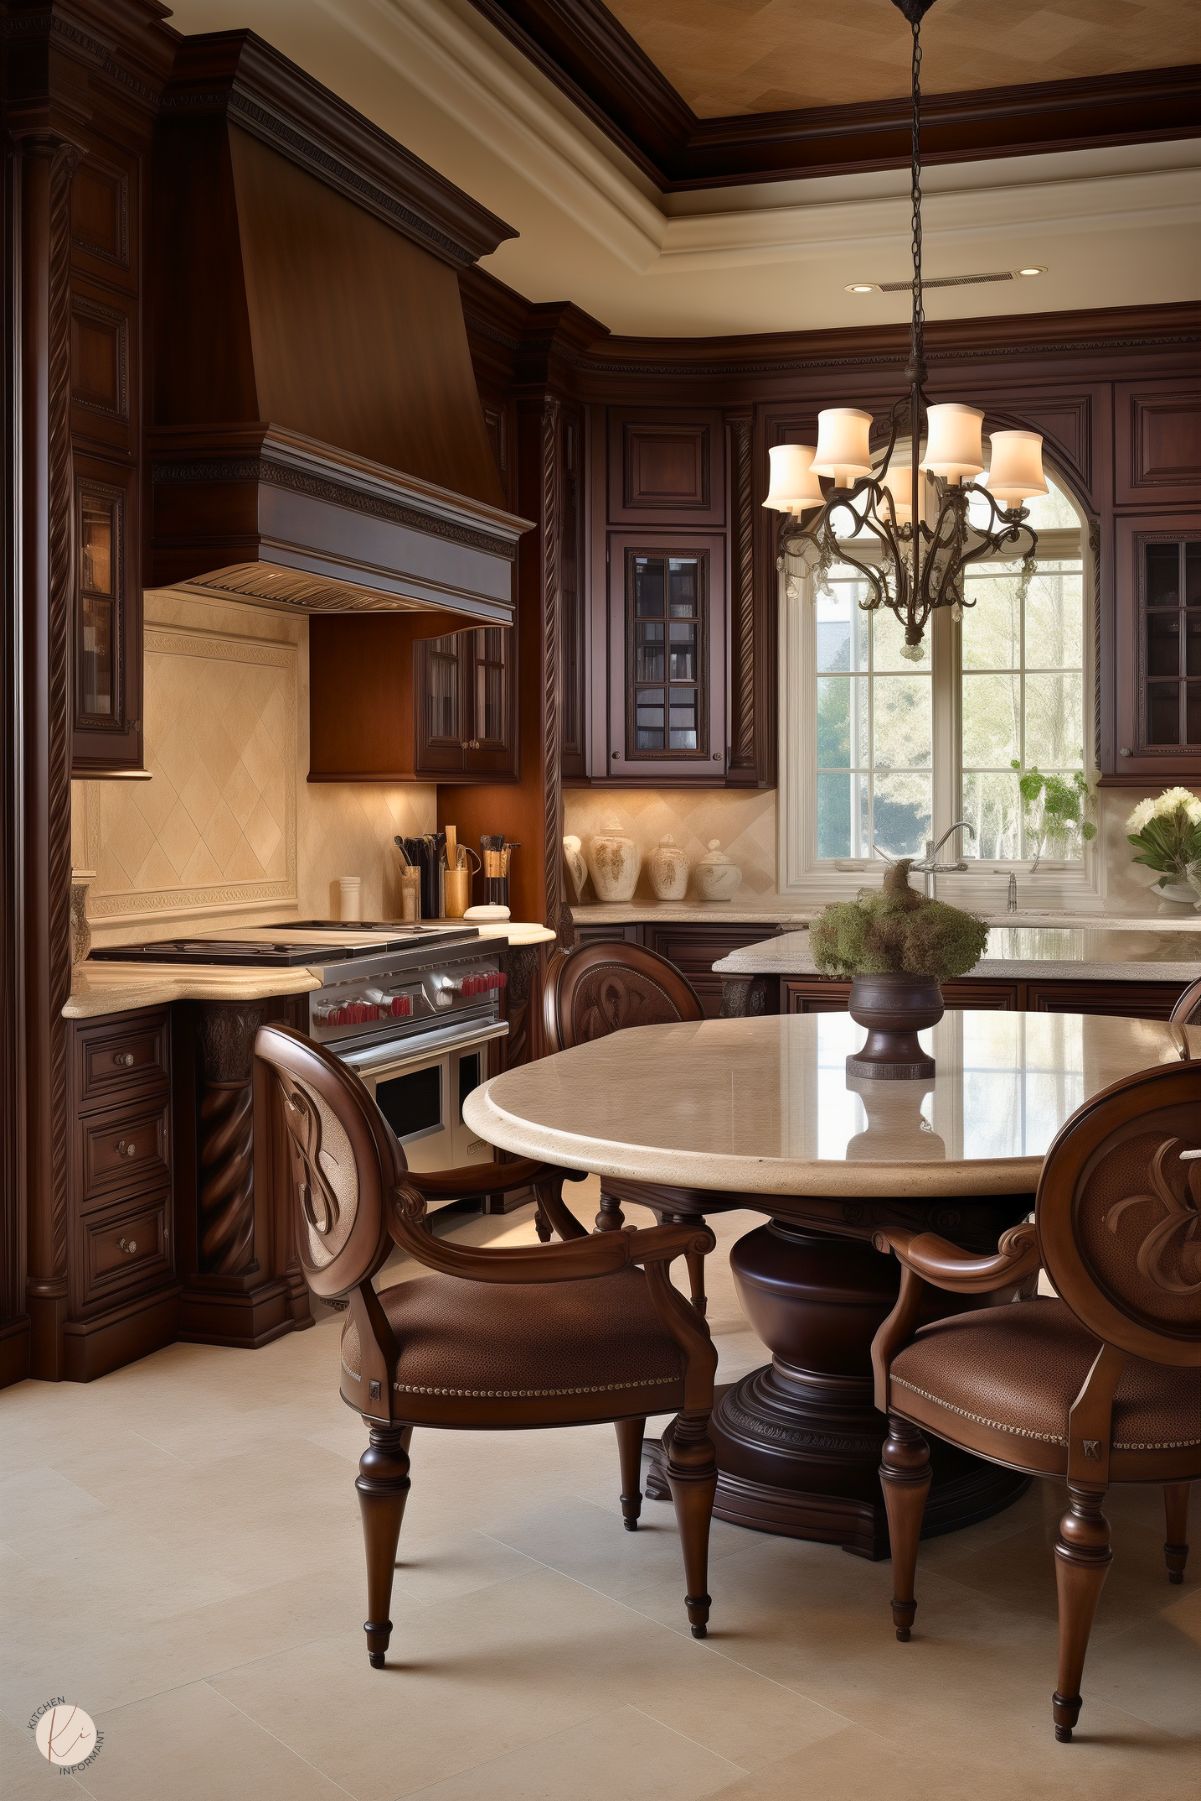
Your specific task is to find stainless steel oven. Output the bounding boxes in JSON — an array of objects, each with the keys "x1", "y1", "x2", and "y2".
[{"x1": 339, "y1": 1015, "x2": 509, "y2": 1175}]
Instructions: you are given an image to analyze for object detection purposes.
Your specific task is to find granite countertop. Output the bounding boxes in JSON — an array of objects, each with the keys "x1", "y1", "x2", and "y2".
[
  {"x1": 64, "y1": 920, "x2": 556, "y2": 1020},
  {"x1": 573, "y1": 899, "x2": 1201, "y2": 931},
  {"x1": 466, "y1": 1011, "x2": 1201, "y2": 1198},
  {"x1": 713, "y1": 926, "x2": 1201, "y2": 983}
]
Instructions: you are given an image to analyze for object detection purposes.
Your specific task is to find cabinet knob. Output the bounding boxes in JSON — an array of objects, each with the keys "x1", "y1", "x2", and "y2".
[
  {"x1": 1119, "y1": 747, "x2": 1132, "y2": 757},
  {"x1": 116, "y1": 1139, "x2": 138, "y2": 1158},
  {"x1": 118, "y1": 1237, "x2": 137, "y2": 1255},
  {"x1": 114, "y1": 1051, "x2": 135, "y2": 1068}
]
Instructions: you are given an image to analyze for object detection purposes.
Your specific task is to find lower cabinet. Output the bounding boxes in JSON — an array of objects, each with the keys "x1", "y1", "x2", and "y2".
[
  {"x1": 571, "y1": 920, "x2": 780, "y2": 1017},
  {"x1": 65, "y1": 1007, "x2": 178, "y2": 1380},
  {"x1": 782, "y1": 975, "x2": 1185, "y2": 1018}
]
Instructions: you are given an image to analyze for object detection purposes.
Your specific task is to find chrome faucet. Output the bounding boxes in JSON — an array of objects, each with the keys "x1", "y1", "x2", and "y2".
[{"x1": 911, "y1": 820, "x2": 976, "y2": 900}]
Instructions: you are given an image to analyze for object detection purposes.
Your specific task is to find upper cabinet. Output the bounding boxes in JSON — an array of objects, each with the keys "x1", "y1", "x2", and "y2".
[
  {"x1": 414, "y1": 627, "x2": 518, "y2": 781},
  {"x1": 69, "y1": 140, "x2": 146, "y2": 775},
  {"x1": 606, "y1": 534, "x2": 725, "y2": 781},
  {"x1": 1109, "y1": 518, "x2": 1201, "y2": 782},
  {"x1": 1101, "y1": 382, "x2": 1201, "y2": 784},
  {"x1": 568, "y1": 406, "x2": 768, "y2": 788}
]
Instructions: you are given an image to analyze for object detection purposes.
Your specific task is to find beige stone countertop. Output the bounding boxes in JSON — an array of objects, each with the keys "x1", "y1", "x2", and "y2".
[
  {"x1": 465, "y1": 1010, "x2": 1201, "y2": 1198},
  {"x1": 64, "y1": 920, "x2": 555, "y2": 1019},
  {"x1": 63, "y1": 961, "x2": 324, "y2": 1019},
  {"x1": 714, "y1": 926, "x2": 1201, "y2": 982},
  {"x1": 573, "y1": 900, "x2": 1201, "y2": 931}
]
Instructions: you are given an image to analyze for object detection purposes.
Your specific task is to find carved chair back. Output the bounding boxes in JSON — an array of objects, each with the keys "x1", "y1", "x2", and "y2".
[
  {"x1": 1035, "y1": 1059, "x2": 1201, "y2": 1373},
  {"x1": 1170, "y1": 976, "x2": 1201, "y2": 1026},
  {"x1": 543, "y1": 942, "x2": 704, "y2": 1054},
  {"x1": 255, "y1": 1024, "x2": 404, "y2": 1301}
]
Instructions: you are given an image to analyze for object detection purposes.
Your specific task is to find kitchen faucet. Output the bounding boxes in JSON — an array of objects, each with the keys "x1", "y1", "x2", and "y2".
[{"x1": 910, "y1": 820, "x2": 976, "y2": 900}]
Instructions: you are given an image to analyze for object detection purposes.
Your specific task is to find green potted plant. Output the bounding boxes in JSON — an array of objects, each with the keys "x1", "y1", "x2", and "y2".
[
  {"x1": 1011, "y1": 763, "x2": 1097, "y2": 869},
  {"x1": 1126, "y1": 788, "x2": 1201, "y2": 909},
  {"x1": 810, "y1": 860, "x2": 988, "y2": 1078}
]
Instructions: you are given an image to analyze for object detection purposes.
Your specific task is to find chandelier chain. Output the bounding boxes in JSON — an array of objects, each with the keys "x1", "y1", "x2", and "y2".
[{"x1": 910, "y1": 17, "x2": 925, "y2": 379}]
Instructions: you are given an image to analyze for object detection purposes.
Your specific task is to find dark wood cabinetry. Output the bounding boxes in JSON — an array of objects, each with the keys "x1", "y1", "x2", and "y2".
[
  {"x1": 68, "y1": 116, "x2": 153, "y2": 775},
  {"x1": 779, "y1": 973, "x2": 1186, "y2": 1020},
  {"x1": 1110, "y1": 517, "x2": 1201, "y2": 782},
  {"x1": 64, "y1": 1008, "x2": 177, "y2": 1380},
  {"x1": 607, "y1": 533, "x2": 726, "y2": 781},
  {"x1": 570, "y1": 919, "x2": 780, "y2": 1015},
  {"x1": 414, "y1": 625, "x2": 518, "y2": 780}
]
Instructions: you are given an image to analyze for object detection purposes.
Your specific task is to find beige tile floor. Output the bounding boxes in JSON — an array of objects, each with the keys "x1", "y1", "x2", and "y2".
[{"x1": 1, "y1": 1187, "x2": 1198, "y2": 1801}]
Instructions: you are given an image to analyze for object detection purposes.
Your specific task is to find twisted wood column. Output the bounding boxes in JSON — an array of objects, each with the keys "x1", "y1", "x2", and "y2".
[{"x1": 196, "y1": 1005, "x2": 271, "y2": 1277}]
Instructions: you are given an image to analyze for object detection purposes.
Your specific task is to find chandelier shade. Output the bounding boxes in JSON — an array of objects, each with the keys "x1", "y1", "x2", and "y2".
[
  {"x1": 813, "y1": 408, "x2": 874, "y2": 486},
  {"x1": 986, "y1": 430, "x2": 1048, "y2": 505},
  {"x1": 762, "y1": 0, "x2": 1043, "y2": 653},
  {"x1": 764, "y1": 442, "x2": 824, "y2": 513},
  {"x1": 921, "y1": 403, "x2": 985, "y2": 484}
]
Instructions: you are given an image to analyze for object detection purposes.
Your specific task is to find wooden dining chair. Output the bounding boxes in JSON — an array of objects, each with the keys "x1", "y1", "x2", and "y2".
[
  {"x1": 870, "y1": 1058, "x2": 1200, "y2": 1742},
  {"x1": 1170, "y1": 975, "x2": 1201, "y2": 1025},
  {"x1": 254, "y1": 1023, "x2": 720, "y2": 1667},
  {"x1": 541, "y1": 940, "x2": 726, "y2": 1313}
]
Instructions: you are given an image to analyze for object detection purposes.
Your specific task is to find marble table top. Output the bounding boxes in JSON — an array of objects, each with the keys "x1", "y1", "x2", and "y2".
[
  {"x1": 713, "y1": 926, "x2": 1201, "y2": 982},
  {"x1": 464, "y1": 1010, "x2": 1200, "y2": 1199}
]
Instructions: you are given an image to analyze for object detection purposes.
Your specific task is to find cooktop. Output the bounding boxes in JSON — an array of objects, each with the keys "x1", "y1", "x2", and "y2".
[{"x1": 88, "y1": 921, "x2": 480, "y2": 968}]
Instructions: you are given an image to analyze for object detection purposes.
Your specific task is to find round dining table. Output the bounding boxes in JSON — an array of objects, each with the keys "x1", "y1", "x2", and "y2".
[{"x1": 464, "y1": 1007, "x2": 1199, "y2": 1557}]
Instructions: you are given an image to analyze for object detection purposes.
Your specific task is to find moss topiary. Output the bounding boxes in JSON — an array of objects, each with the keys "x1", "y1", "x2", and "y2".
[{"x1": 810, "y1": 859, "x2": 988, "y2": 980}]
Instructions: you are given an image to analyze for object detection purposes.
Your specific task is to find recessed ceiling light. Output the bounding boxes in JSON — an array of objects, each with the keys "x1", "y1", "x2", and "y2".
[
  {"x1": 845, "y1": 283, "x2": 876, "y2": 294},
  {"x1": 1015, "y1": 266, "x2": 1046, "y2": 278}
]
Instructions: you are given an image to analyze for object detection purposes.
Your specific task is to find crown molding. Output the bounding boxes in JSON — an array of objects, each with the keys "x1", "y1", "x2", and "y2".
[{"x1": 466, "y1": 0, "x2": 1201, "y2": 190}]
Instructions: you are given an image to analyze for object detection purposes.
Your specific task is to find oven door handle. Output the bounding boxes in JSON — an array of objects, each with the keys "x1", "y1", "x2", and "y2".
[{"x1": 341, "y1": 1017, "x2": 508, "y2": 1082}]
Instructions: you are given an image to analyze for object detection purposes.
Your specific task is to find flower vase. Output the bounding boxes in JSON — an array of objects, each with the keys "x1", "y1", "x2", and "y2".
[{"x1": 845, "y1": 972, "x2": 943, "y2": 1081}]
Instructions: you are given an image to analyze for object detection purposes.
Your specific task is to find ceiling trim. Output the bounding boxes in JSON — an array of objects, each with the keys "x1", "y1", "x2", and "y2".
[{"x1": 465, "y1": 0, "x2": 1201, "y2": 190}]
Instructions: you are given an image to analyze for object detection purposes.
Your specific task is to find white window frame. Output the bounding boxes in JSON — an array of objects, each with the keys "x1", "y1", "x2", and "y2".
[{"x1": 778, "y1": 519, "x2": 1101, "y2": 913}]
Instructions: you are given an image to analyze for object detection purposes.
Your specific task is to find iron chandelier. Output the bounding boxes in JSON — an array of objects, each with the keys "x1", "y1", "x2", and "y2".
[{"x1": 763, "y1": 0, "x2": 1047, "y2": 658}]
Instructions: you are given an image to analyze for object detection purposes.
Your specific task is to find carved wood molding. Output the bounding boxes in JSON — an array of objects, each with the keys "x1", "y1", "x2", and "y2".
[
  {"x1": 539, "y1": 396, "x2": 567, "y2": 938},
  {"x1": 195, "y1": 1004, "x2": 275, "y2": 1279},
  {"x1": 728, "y1": 415, "x2": 755, "y2": 776}
]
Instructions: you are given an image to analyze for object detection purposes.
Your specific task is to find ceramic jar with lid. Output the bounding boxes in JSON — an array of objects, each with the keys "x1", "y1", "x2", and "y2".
[
  {"x1": 693, "y1": 839, "x2": 742, "y2": 903},
  {"x1": 585, "y1": 820, "x2": 641, "y2": 902},
  {"x1": 562, "y1": 834, "x2": 588, "y2": 902},
  {"x1": 648, "y1": 835, "x2": 689, "y2": 900}
]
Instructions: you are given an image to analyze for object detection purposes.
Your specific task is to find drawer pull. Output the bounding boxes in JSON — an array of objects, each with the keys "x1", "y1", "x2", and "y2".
[
  {"x1": 114, "y1": 1051, "x2": 136, "y2": 1068},
  {"x1": 116, "y1": 1139, "x2": 138, "y2": 1158},
  {"x1": 118, "y1": 1236, "x2": 138, "y2": 1255}
]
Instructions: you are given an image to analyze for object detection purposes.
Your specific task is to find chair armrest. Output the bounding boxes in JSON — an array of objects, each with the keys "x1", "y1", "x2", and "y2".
[
  {"x1": 625, "y1": 1222, "x2": 715, "y2": 1267},
  {"x1": 387, "y1": 1183, "x2": 681, "y2": 1284},
  {"x1": 872, "y1": 1222, "x2": 1039, "y2": 1293},
  {"x1": 405, "y1": 1157, "x2": 572, "y2": 1202}
]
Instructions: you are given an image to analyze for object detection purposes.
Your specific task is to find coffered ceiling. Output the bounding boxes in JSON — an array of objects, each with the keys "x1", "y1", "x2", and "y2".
[{"x1": 604, "y1": 0, "x2": 1201, "y2": 116}]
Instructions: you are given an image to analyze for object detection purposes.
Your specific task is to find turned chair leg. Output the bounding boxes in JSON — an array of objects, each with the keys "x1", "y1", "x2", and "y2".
[
  {"x1": 533, "y1": 1199, "x2": 554, "y2": 1243},
  {"x1": 1052, "y1": 1482, "x2": 1112, "y2": 1742},
  {"x1": 665, "y1": 1412, "x2": 717, "y2": 1638},
  {"x1": 615, "y1": 1417, "x2": 646, "y2": 1530},
  {"x1": 1163, "y1": 1481, "x2": 1191, "y2": 1585},
  {"x1": 356, "y1": 1422, "x2": 412, "y2": 1669},
  {"x1": 879, "y1": 1414, "x2": 932, "y2": 1642}
]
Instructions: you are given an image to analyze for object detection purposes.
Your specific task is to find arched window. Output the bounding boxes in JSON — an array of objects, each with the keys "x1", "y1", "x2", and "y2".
[{"x1": 780, "y1": 465, "x2": 1093, "y2": 900}]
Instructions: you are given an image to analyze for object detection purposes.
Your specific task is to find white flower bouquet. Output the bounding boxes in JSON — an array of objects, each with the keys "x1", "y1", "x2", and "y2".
[{"x1": 1126, "y1": 788, "x2": 1201, "y2": 908}]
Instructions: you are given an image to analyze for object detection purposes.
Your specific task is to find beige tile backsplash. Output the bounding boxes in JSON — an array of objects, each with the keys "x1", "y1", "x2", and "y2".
[
  {"x1": 74, "y1": 590, "x2": 434, "y2": 946},
  {"x1": 564, "y1": 788, "x2": 778, "y2": 899}
]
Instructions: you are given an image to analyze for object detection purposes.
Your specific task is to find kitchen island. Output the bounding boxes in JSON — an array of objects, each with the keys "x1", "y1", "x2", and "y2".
[{"x1": 714, "y1": 925, "x2": 1201, "y2": 1020}]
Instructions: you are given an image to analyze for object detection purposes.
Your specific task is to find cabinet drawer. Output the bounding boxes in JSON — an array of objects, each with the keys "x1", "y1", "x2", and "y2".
[
  {"x1": 76, "y1": 1010, "x2": 169, "y2": 1108},
  {"x1": 79, "y1": 1191, "x2": 171, "y2": 1309},
  {"x1": 81, "y1": 1100, "x2": 169, "y2": 1205}
]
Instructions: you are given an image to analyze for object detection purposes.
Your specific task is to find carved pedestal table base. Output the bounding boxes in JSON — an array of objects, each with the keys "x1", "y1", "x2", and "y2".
[{"x1": 647, "y1": 1217, "x2": 1029, "y2": 1557}]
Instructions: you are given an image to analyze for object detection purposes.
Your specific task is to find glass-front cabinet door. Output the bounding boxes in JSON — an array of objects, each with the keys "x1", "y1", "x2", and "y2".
[
  {"x1": 414, "y1": 626, "x2": 517, "y2": 781},
  {"x1": 71, "y1": 457, "x2": 142, "y2": 773},
  {"x1": 607, "y1": 533, "x2": 725, "y2": 781},
  {"x1": 1112, "y1": 518, "x2": 1201, "y2": 781}
]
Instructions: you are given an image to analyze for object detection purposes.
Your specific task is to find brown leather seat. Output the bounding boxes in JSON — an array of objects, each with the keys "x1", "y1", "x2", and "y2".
[
  {"x1": 892, "y1": 1298, "x2": 1201, "y2": 1482},
  {"x1": 342, "y1": 1266, "x2": 685, "y2": 1428}
]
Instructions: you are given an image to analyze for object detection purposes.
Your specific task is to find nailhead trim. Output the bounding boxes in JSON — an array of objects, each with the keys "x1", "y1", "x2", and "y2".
[
  {"x1": 390, "y1": 1374, "x2": 680, "y2": 1398},
  {"x1": 893, "y1": 1376, "x2": 1201, "y2": 1452}
]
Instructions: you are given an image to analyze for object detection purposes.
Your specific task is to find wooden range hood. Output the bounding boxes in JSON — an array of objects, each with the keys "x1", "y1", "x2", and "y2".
[{"x1": 148, "y1": 31, "x2": 529, "y2": 621}]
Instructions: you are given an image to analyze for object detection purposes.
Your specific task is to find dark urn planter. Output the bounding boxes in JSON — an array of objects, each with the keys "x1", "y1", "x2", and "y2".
[{"x1": 845, "y1": 972, "x2": 943, "y2": 1080}]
